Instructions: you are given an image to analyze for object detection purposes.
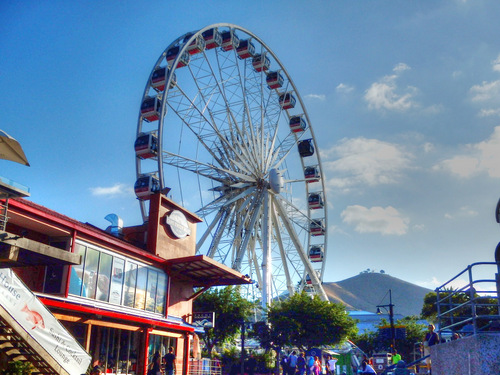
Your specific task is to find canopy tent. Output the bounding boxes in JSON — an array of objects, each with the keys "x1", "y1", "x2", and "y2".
[{"x1": 0, "y1": 130, "x2": 30, "y2": 166}]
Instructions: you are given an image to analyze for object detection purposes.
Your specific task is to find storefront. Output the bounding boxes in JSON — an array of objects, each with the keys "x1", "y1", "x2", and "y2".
[{"x1": 1, "y1": 193, "x2": 251, "y2": 375}]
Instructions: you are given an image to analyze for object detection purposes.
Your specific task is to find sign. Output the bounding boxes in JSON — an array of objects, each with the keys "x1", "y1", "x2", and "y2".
[
  {"x1": 0, "y1": 268, "x2": 91, "y2": 374},
  {"x1": 192, "y1": 312, "x2": 215, "y2": 327},
  {"x1": 165, "y1": 210, "x2": 191, "y2": 239}
]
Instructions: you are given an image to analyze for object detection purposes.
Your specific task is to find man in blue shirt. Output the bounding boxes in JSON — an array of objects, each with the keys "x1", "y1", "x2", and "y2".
[{"x1": 288, "y1": 351, "x2": 298, "y2": 375}]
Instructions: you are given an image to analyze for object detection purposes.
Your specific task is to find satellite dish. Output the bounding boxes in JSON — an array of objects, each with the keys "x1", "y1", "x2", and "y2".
[{"x1": 0, "y1": 130, "x2": 30, "y2": 166}]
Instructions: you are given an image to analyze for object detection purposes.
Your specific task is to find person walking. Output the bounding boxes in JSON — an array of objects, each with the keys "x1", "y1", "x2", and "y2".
[
  {"x1": 296, "y1": 352, "x2": 306, "y2": 375},
  {"x1": 306, "y1": 355, "x2": 314, "y2": 375},
  {"x1": 288, "y1": 351, "x2": 298, "y2": 375},
  {"x1": 312, "y1": 356, "x2": 321, "y2": 375},
  {"x1": 163, "y1": 347, "x2": 176, "y2": 375},
  {"x1": 422, "y1": 324, "x2": 438, "y2": 370},
  {"x1": 326, "y1": 355, "x2": 337, "y2": 375}
]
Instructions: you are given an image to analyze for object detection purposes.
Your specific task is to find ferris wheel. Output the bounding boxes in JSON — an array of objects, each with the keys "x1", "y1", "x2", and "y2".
[{"x1": 134, "y1": 23, "x2": 329, "y2": 306}]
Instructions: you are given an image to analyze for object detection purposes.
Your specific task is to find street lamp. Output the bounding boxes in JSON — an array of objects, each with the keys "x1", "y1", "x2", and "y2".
[{"x1": 376, "y1": 289, "x2": 396, "y2": 354}]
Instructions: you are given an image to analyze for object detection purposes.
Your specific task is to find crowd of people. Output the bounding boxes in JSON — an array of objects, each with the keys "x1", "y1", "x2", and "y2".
[{"x1": 279, "y1": 351, "x2": 344, "y2": 375}]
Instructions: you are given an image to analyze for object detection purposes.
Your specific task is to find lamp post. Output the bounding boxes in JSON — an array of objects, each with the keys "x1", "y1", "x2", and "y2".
[{"x1": 377, "y1": 289, "x2": 396, "y2": 354}]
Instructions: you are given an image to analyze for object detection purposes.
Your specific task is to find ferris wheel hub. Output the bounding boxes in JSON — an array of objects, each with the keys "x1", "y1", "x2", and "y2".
[{"x1": 269, "y1": 168, "x2": 284, "y2": 194}]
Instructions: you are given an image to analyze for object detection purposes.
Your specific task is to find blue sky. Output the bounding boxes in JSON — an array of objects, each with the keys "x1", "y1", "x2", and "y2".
[{"x1": 2, "y1": 1, "x2": 500, "y2": 292}]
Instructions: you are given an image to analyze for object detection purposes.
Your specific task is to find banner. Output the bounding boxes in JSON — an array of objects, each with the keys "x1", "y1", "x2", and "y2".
[
  {"x1": 0, "y1": 268, "x2": 91, "y2": 375},
  {"x1": 192, "y1": 312, "x2": 215, "y2": 327}
]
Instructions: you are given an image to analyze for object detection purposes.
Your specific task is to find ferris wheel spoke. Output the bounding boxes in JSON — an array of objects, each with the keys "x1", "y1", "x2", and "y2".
[
  {"x1": 205, "y1": 191, "x2": 257, "y2": 259},
  {"x1": 205, "y1": 207, "x2": 233, "y2": 258},
  {"x1": 196, "y1": 186, "x2": 254, "y2": 218},
  {"x1": 196, "y1": 208, "x2": 226, "y2": 252},
  {"x1": 270, "y1": 205, "x2": 295, "y2": 296},
  {"x1": 276, "y1": 194, "x2": 311, "y2": 231},
  {"x1": 212, "y1": 50, "x2": 254, "y2": 151},
  {"x1": 167, "y1": 84, "x2": 233, "y2": 169},
  {"x1": 247, "y1": 234, "x2": 263, "y2": 290},
  {"x1": 272, "y1": 195, "x2": 328, "y2": 301},
  {"x1": 162, "y1": 150, "x2": 256, "y2": 184},
  {"x1": 232, "y1": 192, "x2": 263, "y2": 271}
]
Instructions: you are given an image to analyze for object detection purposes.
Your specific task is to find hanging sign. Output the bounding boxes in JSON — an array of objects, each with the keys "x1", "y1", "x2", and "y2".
[
  {"x1": 192, "y1": 312, "x2": 215, "y2": 327},
  {"x1": 0, "y1": 268, "x2": 91, "y2": 374}
]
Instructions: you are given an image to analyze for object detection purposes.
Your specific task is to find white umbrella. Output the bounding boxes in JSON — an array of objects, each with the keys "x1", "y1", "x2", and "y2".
[{"x1": 0, "y1": 130, "x2": 30, "y2": 166}]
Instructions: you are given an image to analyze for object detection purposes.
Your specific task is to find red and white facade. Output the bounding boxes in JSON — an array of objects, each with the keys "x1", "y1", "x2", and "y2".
[{"x1": 1, "y1": 193, "x2": 250, "y2": 375}]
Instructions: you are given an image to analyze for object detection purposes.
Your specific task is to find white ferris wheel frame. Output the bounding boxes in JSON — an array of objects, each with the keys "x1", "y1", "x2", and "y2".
[{"x1": 135, "y1": 23, "x2": 329, "y2": 305}]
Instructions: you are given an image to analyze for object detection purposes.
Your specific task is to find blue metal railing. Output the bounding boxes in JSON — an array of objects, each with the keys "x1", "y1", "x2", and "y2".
[{"x1": 435, "y1": 262, "x2": 500, "y2": 336}]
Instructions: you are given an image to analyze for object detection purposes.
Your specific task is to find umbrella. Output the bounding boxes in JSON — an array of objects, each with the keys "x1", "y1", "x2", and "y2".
[{"x1": 0, "y1": 130, "x2": 30, "y2": 166}]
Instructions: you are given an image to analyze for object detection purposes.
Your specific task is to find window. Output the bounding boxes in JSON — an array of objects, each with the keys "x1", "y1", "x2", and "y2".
[
  {"x1": 97, "y1": 253, "x2": 112, "y2": 302},
  {"x1": 69, "y1": 243, "x2": 87, "y2": 296},
  {"x1": 124, "y1": 262, "x2": 137, "y2": 308},
  {"x1": 135, "y1": 267, "x2": 148, "y2": 310},
  {"x1": 68, "y1": 242, "x2": 167, "y2": 314},
  {"x1": 109, "y1": 258, "x2": 125, "y2": 305},
  {"x1": 146, "y1": 270, "x2": 158, "y2": 312}
]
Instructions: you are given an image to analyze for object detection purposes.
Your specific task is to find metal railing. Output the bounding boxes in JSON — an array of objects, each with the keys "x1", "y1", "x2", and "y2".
[
  {"x1": 188, "y1": 358, "x2": 222, "y2": 375},
  {"x1": 435, "y1": 262, "x2": 500, "y2": 336}
]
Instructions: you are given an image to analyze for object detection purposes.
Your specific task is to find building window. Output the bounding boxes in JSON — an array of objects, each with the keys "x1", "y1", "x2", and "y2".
[
  {"x1": 89, "y1": 326, "x2": 141, "y2": 375},
  {"x1": 68, "y1": 242, "x2": 167, "y2": 314}
]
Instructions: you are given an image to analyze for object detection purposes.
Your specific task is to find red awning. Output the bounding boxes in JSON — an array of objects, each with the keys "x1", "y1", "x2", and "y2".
[{"x1": 164, "y1": 255, "x2": 252, "y2": 288}]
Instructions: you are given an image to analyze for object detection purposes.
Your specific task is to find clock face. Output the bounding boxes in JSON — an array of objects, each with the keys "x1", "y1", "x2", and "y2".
[{"x1": 165, "y1": 210, "x2": 191, "y2": 239}]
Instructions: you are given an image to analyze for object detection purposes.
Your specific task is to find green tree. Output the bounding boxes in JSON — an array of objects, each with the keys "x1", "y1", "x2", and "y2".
[
  {"x1": 352, "y1": 330, "x2": 376, "y2": 356},
  {"x1": 391, "y1": 316, "x2": 427, "y2": 361},
  {"x1": 265, "y1": 292, "x2": 358, "y2": 352},
  {"x1": 193, "y1": 286, "x2": 254, "y2": 357},
  {"x1": 352, "y1": 316, "x2": 427, "y2": 361},
  {"x1": 421, "y1": 289, "x2": 498, "y2": 331}
]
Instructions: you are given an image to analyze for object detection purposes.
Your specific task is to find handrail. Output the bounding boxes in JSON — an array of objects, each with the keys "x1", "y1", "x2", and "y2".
[{"x1": 435, "y1": 262, "x2": 500, "y2": 336}]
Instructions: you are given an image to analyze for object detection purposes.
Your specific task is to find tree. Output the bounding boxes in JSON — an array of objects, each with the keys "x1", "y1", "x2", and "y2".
[
  {"x1": 390, "y1": 316, "x2": 427, "y2": 361},
  {"x1": 352, "y1": 316, "x2": 427, "y2": 361},
  {"x1": 421, "y1": 289, "x2": 498, "y2": 331},
  {"x1": 193, "y1": 286, "x2": 254, "y2": 356},
  {"x1": 264, "y1": 292, "x2": 358, "y2": 352}
]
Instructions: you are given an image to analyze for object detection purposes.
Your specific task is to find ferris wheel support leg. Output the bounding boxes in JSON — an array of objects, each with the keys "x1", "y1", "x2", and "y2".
[
  {"x1": 272, "y1": 196, "x2": 329, "y2": 301},
  {"x1": 261, "y1": 191, "x2": 272, "y2": 312},
  {"x1": 270, "y1": 207, "x2": 295, "y2": 296}
]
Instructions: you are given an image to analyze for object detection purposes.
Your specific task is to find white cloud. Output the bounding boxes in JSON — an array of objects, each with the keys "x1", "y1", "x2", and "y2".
[
  {"x1": 336, "y1": 83, "x2": 354, "y2": 94},
  {"x1": 393, "y1": 63, "x2": 410, "y2": 73},
  {"x1": 470, "y1": 80, "x2": 500, "y2": 102},
  {"x1": 492, "y1": 54, "x2": 500, "y2": 72},
  {"x1": 90, "y1": 183, "x2": 133, "y2": 197},
  {"x1": 423, "y1": 142, "x2": 435, "y2": 153},
  {"x1": 341, "y1": 205, "x2": 409, "y2": 235},
  {"x1": 321, "y1": 137, "x2": 413, "y2": 191},
  {"x1": 433, "y1": 126, "x2": 500, "y2": 178},
  {"x1": 364, "y1": 63, "x2": 417, "y2": 111},
  {"x1": 479, "y1": 108, "x2": 500, "y2": 117},
  {"x1": 304, "y1": 93, "x2": 326, "y2": 101},
  {"x1": 417, "y1": 276, "x2": 468, "y2": 290},
  {"x1": 444, "y1": 206, "x2": 478, "y2": 220},
  {"x1": 468, "y1": 57, "x2": 500, "y2": 116}
]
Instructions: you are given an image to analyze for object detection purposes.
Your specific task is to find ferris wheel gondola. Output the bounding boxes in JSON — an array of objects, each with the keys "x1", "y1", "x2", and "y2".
[{"x1": 135, "y1": 23, "x2": 329, "y2": 305}]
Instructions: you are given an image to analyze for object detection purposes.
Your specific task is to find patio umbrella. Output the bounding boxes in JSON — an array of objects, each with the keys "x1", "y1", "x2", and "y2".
[{"x1": 0, "y1": 130, "x2": 30, "y2": 166}]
